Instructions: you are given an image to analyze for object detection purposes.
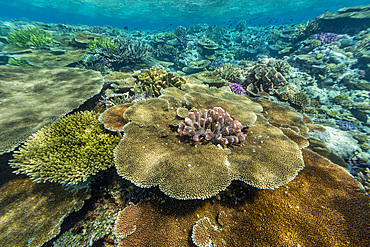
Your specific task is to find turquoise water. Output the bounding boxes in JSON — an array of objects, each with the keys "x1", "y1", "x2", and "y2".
[
  {"x1": 0, "y1": 0, "x2": 369, "y2": 28},
  {"x1": 1, "y1": 1, "x2": 370, "y2": 247}
]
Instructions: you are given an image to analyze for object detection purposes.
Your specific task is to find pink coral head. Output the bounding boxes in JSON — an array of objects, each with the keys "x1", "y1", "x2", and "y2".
[{"x1": 178, "y1": 107, "x2": 247, "y2": 145}]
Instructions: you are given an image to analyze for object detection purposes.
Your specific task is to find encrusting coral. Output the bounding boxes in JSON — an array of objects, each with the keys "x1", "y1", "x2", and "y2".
[
  {"x1": 114, "y1": 85, "x2": 305, "y2": 200},
  {"x1": 114, "y1": 149, "x2": 370, "y2": 247},
  {"x1": 10, "y1": 111, "x2": 120, "y2": 185},
  {"x1": 178, "y1": 107, "x2": 247, "y2": 145},
  {"x1": 0, "y1": 177, "x2": 90, "y2": 247}
]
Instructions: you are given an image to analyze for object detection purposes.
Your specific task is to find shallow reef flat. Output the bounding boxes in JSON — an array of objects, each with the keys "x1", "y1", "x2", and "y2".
[{"x1": 0, "y1": 4, "x2": 369, "y2": 247}]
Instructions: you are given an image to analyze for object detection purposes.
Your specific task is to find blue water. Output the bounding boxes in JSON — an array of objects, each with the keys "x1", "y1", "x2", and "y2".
[{"x1": 0, "y1": 0, "x2": 369, "y2": 29}]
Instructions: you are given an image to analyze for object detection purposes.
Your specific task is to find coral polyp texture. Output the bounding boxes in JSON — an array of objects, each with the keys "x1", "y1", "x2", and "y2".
[
  {"x1": 114, "y1": 85, "x2": 305, "y2": 200},
  {"x1": 178, "y1": 107, "x2": 247, "y2": 145},
  {"x1": 10, "y1": 111, "x2": 120, "y2": 185}
]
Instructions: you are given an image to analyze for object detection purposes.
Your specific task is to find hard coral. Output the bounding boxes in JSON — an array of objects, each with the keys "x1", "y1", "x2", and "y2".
[
  {"x1": 0, "y1": 66, "x2": 104, "y2": 155},
  {"x1": 114, "y1": 87, "x2": 304, "y2": 200},
  {"x1": 229, "y1": 82, "x2": 246, "y2": 94},
  {"x1": 133, "y1": 67, "x2": 186, "y2": 97},
  {"x1": 178, "y1": 107, "x2": 246, "y2": 145},
  {"x1": 114, "y1": 149, "x2": 370, "y2": 247},
  {"x1": 10, "y1": 111, "x2": 120, "y2": 185}
]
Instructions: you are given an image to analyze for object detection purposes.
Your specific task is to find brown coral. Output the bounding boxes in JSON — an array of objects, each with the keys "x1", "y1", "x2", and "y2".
[
  {"x1": 114, "y1": 149, "x2": 370, "y2": 247},
  {"x1": 0, "y1": 177, "x2": 89, "y2": 247},
  {"x1": 98, "y1": 103, "x2": 133, "y2": 132},
  {"x1": 242, "y1": 64, "x2": 288, "y2": 96},
  {"x1": 114, "y1": 89, "x2": 304, "y2": 199}
]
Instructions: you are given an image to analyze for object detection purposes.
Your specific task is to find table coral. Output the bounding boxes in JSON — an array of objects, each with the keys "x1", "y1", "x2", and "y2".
[
  {"x1": 10, "y1": 111, "x2": 120, "y2": 185},
  {"x1": 114, "y1": 87, "x2": 305, "y2": 199},
  {"x1": 0, "y1": 66, "x2": 104, "y2": 155}
]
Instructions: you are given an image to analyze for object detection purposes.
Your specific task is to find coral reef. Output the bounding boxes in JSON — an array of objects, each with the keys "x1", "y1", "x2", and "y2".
[
  {"x1": 178, "y1": 107, "x2": 247, "y2": 145},
  {"x1": 229, "y1": 82, "x2": 246, "y2": 94},
  {"x1": 356, "y1": 168, "x2": 370, "y2": 193},
  {"x1": 0, "y1": 66, "x2": 104, "y2": 155},
  {"x1": 0, "y1": 177, "x2": 89, "y2": 247},
  {"x1": 242, "y1": 64, "x2": 288, "y2": 96},
  {"x1": 311, "y1": 32, "x2": 347, "y2": 44},
  {"x1": 133, "y1": 67, "x2": 186, "y2": 96},
  {"x1": 114, "y1": 86, "x2": 305, "y2": 200},
  {"x1": 6, "y1": 27, "x2": 53, "y2": 48},
  {"x1": 10, "y1": 111, "x2": 120, "y2": 185},
  {"x1": 114, "y1": 149, "x2": 370, "y2": 246},
  {"x1": 98, "y1": 103, "x2": 133, "y2": 132}
]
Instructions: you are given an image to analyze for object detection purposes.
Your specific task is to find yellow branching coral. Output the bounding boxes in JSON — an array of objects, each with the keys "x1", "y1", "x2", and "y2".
[
  {"x1": 10, "y1": 111, "x2": 120, "y2": 185},
  {"x1": 114, "y1": 87, "x2": 305, "y2": 199},
  {"x1": 133, "y1": 67, "x2": 186, "y2": 97}
]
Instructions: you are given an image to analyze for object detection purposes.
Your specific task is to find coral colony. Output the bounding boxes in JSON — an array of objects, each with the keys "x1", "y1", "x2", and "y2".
[
  {"x1": 311, "y1": 32, "x2": 347, "y2": 44},
  {"x1": 178, "y1": 107, "x2": 247, "y2": 145},
  {"x1": 229, "y1": 82, "x2": 246, "y2": 94}
]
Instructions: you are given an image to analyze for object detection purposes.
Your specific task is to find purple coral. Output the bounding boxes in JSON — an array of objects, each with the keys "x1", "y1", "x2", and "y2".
[
  {"x1": 178, "y1": 107, "x2": 247, "y2": 145},
  {"x1": 311, "y1": 32, "x2": 347, "y2": 44},
  {"x1": 229, "y1": 83, "x2": 246, "y2": 95}
]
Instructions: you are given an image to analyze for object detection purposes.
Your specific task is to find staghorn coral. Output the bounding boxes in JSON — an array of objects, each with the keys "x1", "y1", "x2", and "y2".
[
  {"x1": 6, "y1": 27, "x2": 53, "y2": 48},
  {"x1": 7, "y1": 57, "x2": 32, "y2": 66},
  {"x1": 93, "y1": 39, "x2": 152, "y2": 67},
  {"x1": 311, "y1": 32, "x2": 347, "y2": 44},
  {"x1": 10, "y1": 111, "x2": 120, "y2": 185},
  {"x1": 0, "y1": 66, "x2": 104, "y2": 155},
  {"x1": 114, "y1": 88, "x2": 304, "y2": 199},
  {"x1": 178, "y1": 107, "x2": 247, "y2": 145},
  {"x1": 114, "y1": 149, "x2": 370, "y2": 247},
  {"x1": 133, "y1": 67, "x2": 186, "y2": 97}
]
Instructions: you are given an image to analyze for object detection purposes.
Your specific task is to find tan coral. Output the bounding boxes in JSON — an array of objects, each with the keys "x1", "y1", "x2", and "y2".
[
  {"x1": 114, "y1": 91, "x2": 305, "y2": 199},
  {"x1": 114, "y1": 149, "x2": 370, "y2": 247},
  {"x1": 258, "y1": 98, "x2": 310, "y2": 138},
  {"x1": 191, "y1": 217, "x2": 215, "y2": 247},
  {"x1": 0, "y1": 66, "x2": 104, "y2": 155},
  {"x1": 0, "y1": 177, "x2": 89, "y2": 247},
  {"x1": 98, "y1": 103, "x2": 133, "y2": 132}
]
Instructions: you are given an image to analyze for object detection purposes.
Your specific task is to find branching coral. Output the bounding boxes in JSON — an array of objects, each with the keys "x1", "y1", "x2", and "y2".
[
  {"x1": 133, "y1": 67, "x2": 186, "y2": 96},
  {"x1": 6, "y1": 27, "x2": 53, "y2": 48},
  {"x1": 93, "y1": 39, "x2": 152, "y2": 67},
  {"x1": 10, "y1": 111, "x2": 120, "y2": 185},
  {"x1": 178, "y1": 107, "x2": 247, "y2": 145}
]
